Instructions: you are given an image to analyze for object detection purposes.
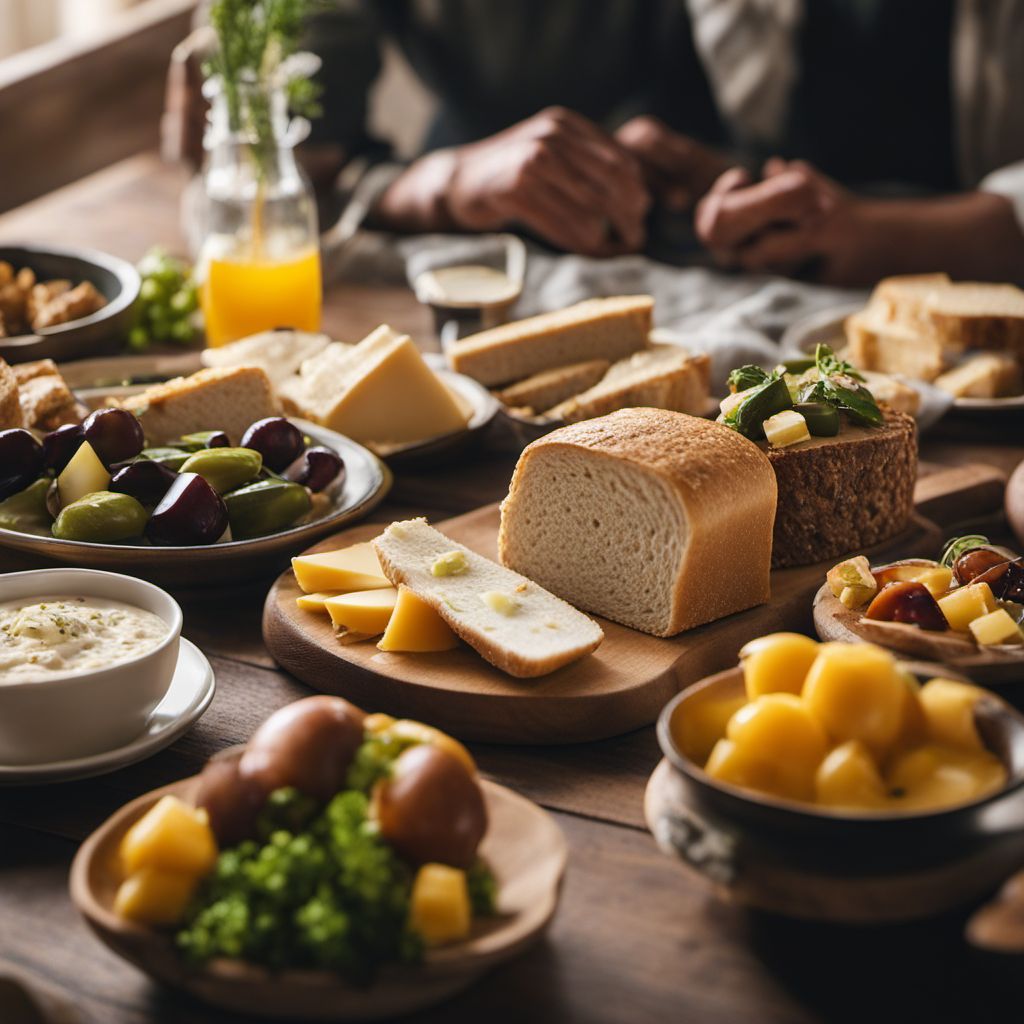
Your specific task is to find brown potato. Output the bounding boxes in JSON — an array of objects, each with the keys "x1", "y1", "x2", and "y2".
[
  {"x1": 194, "y1": 750, "x2": 268, "y2": 845},
  {"x1": 238, "y1": 695, "x2": 366, "y2": 801},
  {"x1": 374, "y1": 745, "x2": 488, "y2": 868}
]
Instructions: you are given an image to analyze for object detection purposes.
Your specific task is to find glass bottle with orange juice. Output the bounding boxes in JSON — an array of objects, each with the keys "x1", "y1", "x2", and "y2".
[{"x1": 195, "y1": 81, "x2": 322, "y2": 348}]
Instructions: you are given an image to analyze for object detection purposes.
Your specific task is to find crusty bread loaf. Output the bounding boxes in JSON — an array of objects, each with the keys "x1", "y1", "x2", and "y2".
[
  {"x1": 870, "y1": 273, "x2": 950, "y2": 326},
  {"x1": 372, "y1": 518, "x2": 603, "y2": 678},
  {"x1": 935, "y1": 353, "x2": 1024, "y2": 398},
  {"x1": 921, "y1": 283, "x2": 1024, "y2": 353},
  {"x1": 845, "y1": 310, "x2": 947, "y2": 381},
  {"x1": 498, "y1": 409, "x2": 777, "y2": 637},
  {"x1": 547, "y1": 345, "x2": 710, "y2": 423},
  {"x1": 0, "y1": 359, "x2": 22, "y2": 429},
  {"x1": 120, "y1": 365, "x2": 280, "y2": 444},
  {"x1": 495, "y1": 359, "x2": 611, "y2": 413},
  {"x1": 449, "y1": 296, "x2": 653, "y2": 386},
  {"x1": 200, "y1": 329, "x2": 332, "y2": 387}
]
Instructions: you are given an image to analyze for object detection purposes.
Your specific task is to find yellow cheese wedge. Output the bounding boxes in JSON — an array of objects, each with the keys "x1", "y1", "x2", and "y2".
[
  {"x1": 295, "y1": 590, "x2": 343, "y2": 613},
  {"x1": 378, "y1": 585, "x2": 459, "y2": 653},
  {"x1": 57, "y1": 440, "x2": 110, "y2": 507},
  {"x1": 911, "y1": 565, "x2": 954, "y2": 598},
  {"x1": 119, "y1": 795, "x2": 218, "y2": 877},
  {"x1": 937, "y1": 582, "x2": 997, "y2": 632},
  {"x1": 291, "y1": 541, "x2": 390, "y2": 594},
  {"x1": 763, "y1": 409, "x2": 810, "y2": 449},
  {"x1": 324, "y1": 587, "x2": 399, "y2": 635},
  {"x1": 969, "y1": 608, "x2": 1024, "y2": 646},
  {"x1": 409, "y1": 863, "x2": 471, "y2": 945}
]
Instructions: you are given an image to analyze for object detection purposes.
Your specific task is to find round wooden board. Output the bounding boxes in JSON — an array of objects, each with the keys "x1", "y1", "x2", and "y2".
[
  {"x1": 813, "y1": 583, "x2": 1024, "y2": 685},
  {"x1": 263, "y1": 505, "x2": 942, "y2": 745},
  {"x1": 70, "y1": 774, "x2": 567, "y2": 1021}
]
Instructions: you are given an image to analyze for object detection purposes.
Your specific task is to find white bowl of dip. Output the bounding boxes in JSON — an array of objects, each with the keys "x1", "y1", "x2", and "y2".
[{"x1": 0, "y1": 569, "x2": 182, "y2": 764}]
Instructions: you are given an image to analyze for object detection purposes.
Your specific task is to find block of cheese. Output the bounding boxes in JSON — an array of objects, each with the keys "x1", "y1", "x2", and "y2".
[
  {"x1": 200, "y1": 329, "x2": 332, "y2": 387},
  {"x1": 969, "y1": 608, "x2": 1024, "y2": 646},
  {"x1": 378, "y1": 585, "x2": 460, "y2": 652},
  {"x1": 498, "y1": 409, "x2": 777, "y2": 637},
  {"x1": 934, "y1": 353, "x2": 1024, "y2": 398},
  {"x1": 295, "y1": 590, "x2": 343, "y2": 613},
  {"x1": 372, "y1": 519, "x2": 603, "y2": 677},
  {"x1": 448, "y1": 296, "x2": 653, "y2": 386},
  {"x1": 325, "y1": 588, "x2": 399, "y2": 635},
  {"x1": 495, "y1": 359, "x2": 611, "y2": 413},
  {"x1": 278, "y1": 326, "x2": 470, "y2": 448},
  {"x1": 763, "y1": 409, "x2": 810, "y2": 448},
  {"x1": 291, "y1": 541, "x2": 390, "y2": 593},
  {"x1": 57, "y1": 440, "x2": 109, "y2": 507}
]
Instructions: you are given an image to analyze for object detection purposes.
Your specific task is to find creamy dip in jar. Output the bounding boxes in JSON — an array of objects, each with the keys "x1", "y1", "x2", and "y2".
[{"x1": 0, "y1": 595, "x2": 169, "y2": 682}]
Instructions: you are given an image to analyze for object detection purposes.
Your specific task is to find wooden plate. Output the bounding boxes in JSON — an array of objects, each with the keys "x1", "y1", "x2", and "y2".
[
  {"x1": 262, "y1": 504, "x2": 940, "y2": 745},
  {"x1": 813, "y1": 581, "x2": 1024, "y2": 685},
  {"x1": 70, "y1": 774, "x2": 567, "y2": 1021},
  {"x1": 0, "y1": 420, "x2": 391, "y2": 588}
]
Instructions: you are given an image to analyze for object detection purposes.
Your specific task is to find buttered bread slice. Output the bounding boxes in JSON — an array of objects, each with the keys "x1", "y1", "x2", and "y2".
[
  {"x1": 449, "y1": 296, "x2": 652, "y2": 386},
  {"x1": 372, "y1": 518, "x2": 603, "y2": 678},
  {"x1": 499, "y1": 409, "x2": 777, "y2": 637}
]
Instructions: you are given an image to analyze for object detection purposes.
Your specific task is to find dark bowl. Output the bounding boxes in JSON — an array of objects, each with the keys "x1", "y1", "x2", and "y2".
[
  {"x1": 649, "y1": 664, "x2": 1024, "y2": 923},
  {"x1": 0, "y1": 243, "x2": 140, "y2": 364}
]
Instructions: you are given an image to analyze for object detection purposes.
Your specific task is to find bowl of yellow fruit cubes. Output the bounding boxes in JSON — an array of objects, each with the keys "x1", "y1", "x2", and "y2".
[{"x1": 646, "y1": 633, "x2": 1024, "y2": 924}]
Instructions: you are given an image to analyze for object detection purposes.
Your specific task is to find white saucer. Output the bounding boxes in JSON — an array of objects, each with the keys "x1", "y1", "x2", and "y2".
[{"x1": 0, "y1": 638, "x2": 215, "y2": 785}]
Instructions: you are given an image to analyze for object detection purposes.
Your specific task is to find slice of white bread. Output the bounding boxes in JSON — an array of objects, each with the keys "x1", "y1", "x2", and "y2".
[
  {"x1": 279, "y1": 326, "x2": 469, "y2": 448},
  {"x1": 448, "y1": 296, "x2": 653, "y2": 386},
  {"x1": 920, "y1": 283, "x2": 1024, "y2": 352},
  {"x1": 498, "y1": 408, "x2": 777, "y2": 637},
  {"x1": 120, "y1": 365, "x2": 280, "y2": 444},
  {"x1": 0, "y1": 358, "x2": 22, "y2": 429},
  {"x1": 200, "y1": 329, "x2": 332, "y2": 387},
  {"x1": 934, "y1": 353, "x2": 1024, "y2": 398},
  {"x1": 845, "y1": 310, "x2": 948, "y2": 381},
  {"x1": 869, "y1": 273, "x2": 950, "y2": 326},
  {"x1": 495, "y1": 359, "x2": 611, "y2": 413},
  {"x1": 372, "y1": 518, "x2": 603, "y2": 678},
  {"x1": 547, "y1": 345, "x2": 710, "y2": 423}
]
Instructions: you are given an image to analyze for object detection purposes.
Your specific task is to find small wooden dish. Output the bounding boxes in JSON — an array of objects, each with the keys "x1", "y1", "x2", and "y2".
[
  {"x1": 646, "y1": 665, "x2": 1024, "y2": 923},
  {"x1": 263, "y1": 504, "x2": 940, "y2": 745},
  {"x1": 812, "y1": 566, "x2": 1024, "y2": 685},
  {"x1": 70, "y1": 775, "x2": 566, "y2": 1020}
]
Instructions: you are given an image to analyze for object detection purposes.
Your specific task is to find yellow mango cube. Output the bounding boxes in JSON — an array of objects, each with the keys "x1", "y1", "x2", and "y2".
[
  {"x1": 324, "y1": 587, "x2": 399, "y2": 635},
  {"x1": 911, "y1": 565, "x2": 954, "y2": 598},
  {"x1": 739, "y1": 632, "x2": 820, "y2": 700},
  {"x1": 114, "y1": 867, "x2": 199, "y2": 926},
  {"x1": 291, "y1": 541, "x2": 390, "y2": 594},
  {"x1": 887, "y1": 744, "x2": 1005, "y2": 812},
  {"x1": 409, "y1": 863, "x2": 472, "y2": 945},
  {"x1": 937, "y1": 582, "x2": 997, "y2": 632},
  {"x1": 969, "y1": 609, "x2": 1024, "y2": 646},
  {"x1": 295, "y1": 590, "x2": 343, "y2": 613},
  {"x1": 802, "y1": 642, "x2": 906, "y2": 755},
  {"x1": 377, "y1": 586, "x2": 459, "y2": 653},
  {"x1": 815, "y1": 741, "x2": 887, "y2": 810},
  {"x1": 919, "y1": 678, "x2": 986, "y2": 751},
  {"x1": 119, "y1": 796, "x2": 218, "y2": 877}
]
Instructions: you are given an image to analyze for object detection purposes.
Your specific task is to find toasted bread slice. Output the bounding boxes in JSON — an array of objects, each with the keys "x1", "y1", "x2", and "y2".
[
  {"x1": 495, "y1": 359, "x2": 611, "y2": 414},
  {"x1": 922, "y1": 283, "x2": 1024, "y2": 353},
  {"x1": 372, "y1": 518, "x2": 603, "y2": 678},
  {"x1": 934, "y1": 353, "x2": 1024, "y2": 398},
  {"x1": 200, "y1": 329, "x2": 332, "y2": 387},
  {"x1": 869, "y1": 273, "x2": 950, "y2": 326}
]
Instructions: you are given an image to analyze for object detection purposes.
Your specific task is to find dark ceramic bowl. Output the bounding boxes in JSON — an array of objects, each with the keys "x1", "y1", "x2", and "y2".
[
  {"x1": 0, "y1": 244, "x2": 140, "y2": 364},
  {"x1": 649, "y1": 664, "x2": 1024, "y2": 923}
]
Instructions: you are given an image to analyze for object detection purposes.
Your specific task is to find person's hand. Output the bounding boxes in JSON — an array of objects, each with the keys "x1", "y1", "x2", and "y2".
[
  {"x1": 375, "y1": 107, "x2": 652, "y2": 256},
  {"x1": 614, "y1": 115, "x2": 732, "y2": 211}
]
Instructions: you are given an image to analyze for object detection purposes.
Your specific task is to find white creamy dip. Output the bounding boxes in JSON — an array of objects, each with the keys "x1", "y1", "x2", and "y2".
[{"x1": 0, "y1": 595, "x2": 168, "y2": 682}]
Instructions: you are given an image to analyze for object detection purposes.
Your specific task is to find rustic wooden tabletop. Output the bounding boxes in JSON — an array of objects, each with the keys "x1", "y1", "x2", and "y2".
[{"x1": 1, "y1": 153, "x2": 1022, "y2": 1024}]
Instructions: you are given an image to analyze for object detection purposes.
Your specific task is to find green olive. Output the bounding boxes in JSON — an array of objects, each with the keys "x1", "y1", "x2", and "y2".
[
  {"x1": 180, "y1": 447, "x2": 262, "y2": 494},
  {"x1": 139, "y1": 447, "x2": 190, "y2": 471},
  {"x1": 52, "y1": 490, "x2": 148, "y2": 542},
  {"x1": 223, "y1": 479, "x2": 311, "y2": 539},
  {"x1": 794, "y1": 401, "x2": 840, "y2": 437},
  {"x1": 0, "y1": 477, "x2": 52, "y2": 532}
]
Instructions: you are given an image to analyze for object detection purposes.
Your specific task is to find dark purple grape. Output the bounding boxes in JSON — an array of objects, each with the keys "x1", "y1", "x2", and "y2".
[
  {"x1": 240, "y1": 417, "x2": 305, "y2": 473},
  {"x1": 205, "y1": 430, "x2": 230, "y2": 449},
  {"x1": 145, "y1": 472, "x2": 227, "y2": 546},
  {"x1": 42, "y1": 423, "x2": 85, "y2": 473},
  {"x1": 110, "y1": 460, "x2": 178, "y2": 506},
  {"x1": 953, "y1": 547, "x2": 1011, "y2": 586},
  {"x1": 83, "y1": 408, "x2": 145, "y2": 466},
  {"x1": 283, "y1": 446, "x2": 345, "y2": 492},
  {"x1": 0, "y1": 429, "x2": 45, "y2": 500}
]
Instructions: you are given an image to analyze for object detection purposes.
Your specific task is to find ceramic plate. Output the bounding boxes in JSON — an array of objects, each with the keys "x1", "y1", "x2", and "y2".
[{"x1": 0, "y1": 638, "x2": 214, "y2": 785}]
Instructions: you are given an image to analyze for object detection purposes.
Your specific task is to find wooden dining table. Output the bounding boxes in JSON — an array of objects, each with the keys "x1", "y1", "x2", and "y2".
[{"x1": 1, "y1": 152, "x2": 1023, "y2": 1024}]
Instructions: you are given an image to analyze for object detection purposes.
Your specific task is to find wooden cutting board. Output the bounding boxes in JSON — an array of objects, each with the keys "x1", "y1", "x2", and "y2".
[{"x1": 262, "y1": 504, "x2": 949, "y2": 746}]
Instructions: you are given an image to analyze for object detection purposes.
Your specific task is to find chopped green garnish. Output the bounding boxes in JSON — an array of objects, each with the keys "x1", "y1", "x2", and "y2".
[{"x1": 727, "y1": 364, "x2": 769, "y2": 393}]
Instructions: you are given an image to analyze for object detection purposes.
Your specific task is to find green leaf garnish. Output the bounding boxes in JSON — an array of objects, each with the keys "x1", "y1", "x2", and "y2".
[
  {"x1": 727, "y1": 364, "x2": 769, "y2": 393},
  {"x1": 940, "y1": 534, "x2": 990, "y2": 568},
  {"x1": 815, "y1": 343, "x2": 865, "y2": 382}
]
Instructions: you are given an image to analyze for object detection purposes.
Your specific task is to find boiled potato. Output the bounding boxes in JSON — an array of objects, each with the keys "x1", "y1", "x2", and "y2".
[
  {"x1": 114, "y1": 867, "x2": 199, "y2": 926},
  {"x1": 120, "y1": 795, "x2": 218, "y2": 877},
  {"x1": 802, "y1": 643, "x2": 905, "y2": 755},
  {"x1": 739, "y1": 633, "x2": 820, "y2": 700},
  {"x1": 888, "y1": 744, "x2": 1005, "y2": 812},
  {"x1": 704, "y1": 739, "x2": 782, "y2": 797},
  {"x1": 919, "y1": 679, "x2": 986, "y2": 752},
  {"x1": 194, "y1": 752, "x2": 268, "y2": 846},
  {"x1": 671, "y1": 693, "x2": 746, "y2": 764},
  {"x1": 814, "y1": 741, "x2": 887, "y2": 810},
  {"x1": 888, "y1": 670, "x2": 929, "y2": 757},
  {"x1": 409, "y1": 863, "x2": 472, "y2": 945}
]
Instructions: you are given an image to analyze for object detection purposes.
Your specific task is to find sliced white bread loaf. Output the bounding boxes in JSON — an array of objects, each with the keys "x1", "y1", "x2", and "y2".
[
  {"x1": 495, "y1": 359, "x2": 611, "y2": 413},
  {"x1": 869, "y1": 273, "x2": 950, "y2": 326},
  {"x1": 119, "y1": 365, "x2": 280, "y2": 444},
  {"x1": 845, "y1": 310, "x2": 948, "y2": 381},
  {"x1": 921, "y1": 283, "x2": 1024, "y2": 352},
  {"x1": 934, "y1": 353, "x2": 1024, "y2": 398},
  {"x1": 372, "y1": 518, "x2": 603, "y2": 678},
  {"x1": 200, "y1": 329, "x2": 332, "y2": 387},
  {"x1": 448, "y1": 296, "x2": 653, "y2": 386},
  {"x1": 498, "y1": 408, "x2": 777, "y2": 637},
  {"x1": 547, "y1": 345, "x2": 710, "y2": 423}
]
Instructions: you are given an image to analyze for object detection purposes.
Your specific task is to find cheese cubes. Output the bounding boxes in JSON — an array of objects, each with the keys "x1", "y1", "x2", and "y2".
[{"x1": 762, "y1": 409, "x2": 810, "y2": 449}]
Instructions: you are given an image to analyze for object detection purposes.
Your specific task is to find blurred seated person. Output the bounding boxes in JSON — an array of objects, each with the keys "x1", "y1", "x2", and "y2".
[{"x1": 166, "y1": 0, "x2": 1024, "y2": 285}]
